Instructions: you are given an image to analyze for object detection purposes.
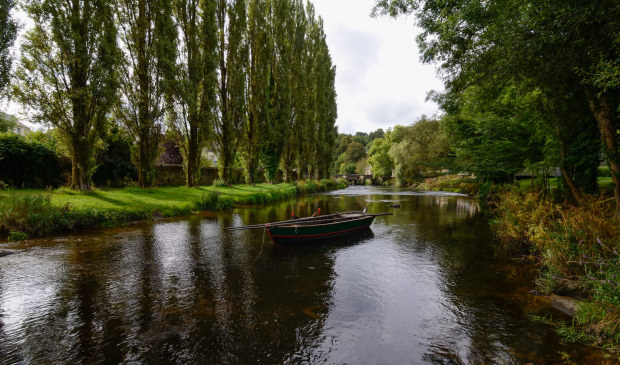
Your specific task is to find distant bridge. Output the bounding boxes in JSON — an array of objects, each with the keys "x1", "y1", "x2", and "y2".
[{"x1": 333, "y1": 174, "x2": 374, "y2": 185}]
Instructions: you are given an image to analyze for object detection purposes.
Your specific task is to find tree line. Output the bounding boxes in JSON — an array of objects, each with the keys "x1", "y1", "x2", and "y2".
[
  {"x1": 372, "y1": 0, "x2": 620, "y2": 221},
  {"x1": 0, "y1": 0, "x2": 337, "y2": 189}
]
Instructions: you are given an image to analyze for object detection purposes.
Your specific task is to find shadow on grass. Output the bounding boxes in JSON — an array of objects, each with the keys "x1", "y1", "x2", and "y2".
[{"x1": 83, "y1": 191, "x2": 129, "y2": 207}]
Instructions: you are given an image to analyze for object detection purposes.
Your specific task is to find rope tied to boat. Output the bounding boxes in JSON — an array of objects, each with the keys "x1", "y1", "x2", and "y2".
[{"x1": 255, "y1": 225, "x2": 267, "y2": 264}]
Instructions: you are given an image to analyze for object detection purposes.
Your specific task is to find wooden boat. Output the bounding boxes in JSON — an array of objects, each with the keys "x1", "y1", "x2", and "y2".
[{"x1": 226, "y1": 211, "x2": 392, "y2": 245}]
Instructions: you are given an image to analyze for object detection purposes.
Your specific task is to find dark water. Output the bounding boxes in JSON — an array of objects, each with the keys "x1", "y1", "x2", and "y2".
[{"x1": 0, "y1": 186, "x2": 615, "y2": 364}]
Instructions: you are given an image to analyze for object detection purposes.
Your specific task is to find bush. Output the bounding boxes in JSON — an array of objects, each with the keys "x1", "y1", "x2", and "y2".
[
  {"x1": 212, "y1": 179, "x2": 228, "y2": 187},
  {"x1": 492, "y1": 190, "x2": 620, "y2": 349},
  {"x1": 0, "y1": 134, "x2": 63, "y2": 188},
  {"x1": 8, "y1": 231, "x2": 28, "y2": 241}
]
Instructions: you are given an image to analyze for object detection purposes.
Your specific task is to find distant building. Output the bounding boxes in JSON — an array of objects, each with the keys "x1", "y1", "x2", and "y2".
[
  {"x1": 12, "y1": 122, "x2": 31, "y2": 137},
  {"x1": 0, "y1": 112, "x2": 31, "y2": 136}
]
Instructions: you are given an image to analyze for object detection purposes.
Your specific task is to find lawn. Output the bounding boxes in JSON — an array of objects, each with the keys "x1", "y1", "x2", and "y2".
[{"x1": 0, "y1": 183, "x2": 297, "y2": 212}]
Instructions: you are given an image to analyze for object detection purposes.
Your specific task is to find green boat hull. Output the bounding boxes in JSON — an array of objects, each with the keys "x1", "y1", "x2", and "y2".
[{"x1": 266, "y1": 215, "x2": 375, "y2": 245}]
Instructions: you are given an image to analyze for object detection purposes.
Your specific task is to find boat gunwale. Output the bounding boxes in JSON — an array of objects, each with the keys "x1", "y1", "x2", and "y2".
[{"x1": 268, "y1": 214, "x2": 371, "y2": 230}]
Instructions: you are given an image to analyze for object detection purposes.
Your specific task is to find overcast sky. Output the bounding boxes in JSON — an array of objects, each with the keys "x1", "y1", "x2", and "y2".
[
  {"x1": 312, "y1": 0, "x2": 444, "y2": 134},
  {"x1": 5, "y1": 0, "x2": 444, "y2": 135}
]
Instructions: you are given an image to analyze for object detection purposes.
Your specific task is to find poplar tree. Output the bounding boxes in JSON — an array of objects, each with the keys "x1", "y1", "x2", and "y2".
[
  {"x1": 117, "y1": 0, "x2": 177, "y2": 188},
  {"x1": 15, "y1": 0, "x2": 118, "y2": 190},
  {"x1": 281, "y1": 0, "x2": 307, "y2": 182},
  {"x1": 0, "y1": 0, "x2": 17, "y2": 95},
  {"x1": 297, "y1": 2, "x2": 318, "y2": 179},
  {"x1": 170, "y1": 0, "x2": 218, "y2": 187},
  {"x1": 261, "y1": 0, "x2": 293, "y2": 183},
  {"x1": 214, "y1": 0, "x2": 247, "y2": 184},
  {"x1": 244, "y1": 0, "x2": 270, "y2": 184}
]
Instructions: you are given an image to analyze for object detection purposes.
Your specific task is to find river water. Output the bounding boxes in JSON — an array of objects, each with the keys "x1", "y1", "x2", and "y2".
[{"x1": 0, "y1": 186, "x2": 615, "y2": 364}]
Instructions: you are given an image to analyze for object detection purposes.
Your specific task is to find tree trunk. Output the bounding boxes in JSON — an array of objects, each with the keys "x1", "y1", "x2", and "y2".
[
  {"x1": 71, "y1": 138, "x2": 90, "y2": 190},
  {"x1": 187, "y1": 125, "x2": 199, "y2": 187},
  {"x1": 555, "y1": 124, "x2": 583, "y2": 204},
  {"x1": 585, "y1": 88, "x2": 620, "y2": 222}
]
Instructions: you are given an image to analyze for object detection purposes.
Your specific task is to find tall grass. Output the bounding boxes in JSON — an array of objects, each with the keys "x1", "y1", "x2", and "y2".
[
  {"x1": 0, "y1": 194, "x2": 150, "y2": 237},
  {"x1": 492, "y1": 188, "x2": 620, "y2": 351}
]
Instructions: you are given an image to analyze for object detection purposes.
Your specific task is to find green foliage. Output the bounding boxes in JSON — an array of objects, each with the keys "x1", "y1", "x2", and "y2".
[
  {"x1": 442, "y1": 85, "x2": 547, "y2": 184},
  {"x1": 14, "y1": 0, "x2": 119, "y2": 190},
  {"x1": 415, "y1": 174, "x2": 480, "y2": 195},
  {"x1": 368, "y1": 136, "x2": 394, "y2": 177},
  {"x1": 8, "y1": 230, "x2": 28, "y2": 241},
  {"x1": 92, "y1": 128, "x2": 137, "y2": 187},
  {"x1": 212, "y1": 179, "x2": 228, "y2": 188},
  {"x1": 0, "y1": 113, "x2": 16, "y2": 132},
  {"x1": 169, "y1": 0, "x2": 218, "y2": 187},
  {"x1": 0, "y1": 133, "x2": 62, "y2": 188},
  {"x1": 345, "y1": 141, "x2": 367, "y2": 163},
  {"x1": 389, "y1": 117, "x2": 451, "y2": 186},
  {"x1": 492, "y1": 189, "x2": 620, "y2": 348},
  {"x1": 116, "y1": 0, "x2": 177, "y2": 188},
  {"x1": 193, "y1": 191, "x2": 233, "y2": 211},
  {"x1": 215, "y1": 0, "x2": 248, "y2": 183},
  {"x1": 0, "y1": 0, "x2": 17, "y2": 95}
]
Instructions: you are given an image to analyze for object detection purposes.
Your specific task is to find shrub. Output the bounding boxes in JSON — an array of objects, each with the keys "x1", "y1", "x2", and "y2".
[
  {"x1": 8, "y1": 231, "x2": 28, "y2": 241},
  {"x1": 0, "y1": 134, "x2": 63, "y2": 188},
  {"x1": 212, "y1": 179, "x2": 228, "y2": 187}
]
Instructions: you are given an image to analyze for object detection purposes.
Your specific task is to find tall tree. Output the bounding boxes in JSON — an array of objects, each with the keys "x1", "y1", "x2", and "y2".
[
  {"x1": 0, "y1": 0, "x2": 17, "y2": 95},
  {"x1": 243, "y1": 0, "x2": 270, "y2": 184},
  {"x1": 281, "y1": 0, "x2": 307, "y2": 182},
  {"x1": 311, "y1": 17, "x2": 337, "y2": 179},
  {"x1": 117, "y1": 0, "x2": 177, "y2": 188},
  {"x1": 261, "y1": 0, "x2": 292, "y2": 183},
  {"x1": 214, "y1": 0, "x2": 247, "y2": 184},
  {"x1": 170, "y1": 0, "x2": 218, "y2": 187},
  {"x1": 15, "y1": 0, "x2": 118, "y2": 190}
]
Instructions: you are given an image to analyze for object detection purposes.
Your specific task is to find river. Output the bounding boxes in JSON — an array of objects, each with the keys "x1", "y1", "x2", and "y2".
[{"x1": 0, "y1": 186, "x2": 615, "y2": 364}]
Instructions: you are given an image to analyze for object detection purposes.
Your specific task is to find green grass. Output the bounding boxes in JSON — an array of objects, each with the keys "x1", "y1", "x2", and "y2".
[
  {"x1": 0, "y1": 183, "x2": 316, "y2": 238},
  {"x1": 0, "y1": 183, "x2": 295, "y2": 212}
]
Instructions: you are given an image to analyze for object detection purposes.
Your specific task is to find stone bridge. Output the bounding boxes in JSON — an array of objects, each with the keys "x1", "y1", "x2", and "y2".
[{"x1": 333, "y1": 174, "x2": 374, "y2": 185}]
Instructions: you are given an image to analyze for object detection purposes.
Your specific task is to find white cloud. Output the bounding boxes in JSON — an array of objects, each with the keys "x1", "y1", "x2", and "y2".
[{"x1": 312, "y1": 0, "x2": 444, "y2": 134}]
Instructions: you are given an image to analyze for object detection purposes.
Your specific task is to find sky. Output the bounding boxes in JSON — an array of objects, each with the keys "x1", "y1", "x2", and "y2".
[
  {"x1": 4, "y1": 0, "x2": 444, "y2": 135},
  {"x1": 312, "y1": 0, "x2": 444, "y2": 134}
]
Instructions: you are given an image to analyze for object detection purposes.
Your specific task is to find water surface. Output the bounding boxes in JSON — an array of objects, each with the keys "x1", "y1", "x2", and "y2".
[{"x1": 0, "y1": 186, "x2": 614, "y2": 364}]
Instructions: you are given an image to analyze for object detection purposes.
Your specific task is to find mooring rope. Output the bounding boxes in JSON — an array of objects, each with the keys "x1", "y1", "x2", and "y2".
[{"x1": 255, "y1": 224, "x2": 267, "y2": 263}]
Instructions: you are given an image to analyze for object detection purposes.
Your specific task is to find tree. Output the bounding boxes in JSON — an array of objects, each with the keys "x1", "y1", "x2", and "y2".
[
  {"x1": 15, "y1": 0, "x2": 118, "y2": 190},
  {"x1": 440, "y1": 86, "x2": 546, "y2": 184},
  {"x1": 0, "y1": 0, "x2": 16, "y2": 95},
  {"x1": 116, "y1": 0, "x2": 177, "y2": 188},
  {"x1": 170, "y1": 0, "x2": 218, "y2": 187},
  {"x1": 261, "y1": 0, "x2": 292, "y2": 183},
  {"x1": 243, "y1": 0, "x2": 270, "y2": 184},
  {"x1": 0, "y1": 112, "x2": 16, "y2": 132},
  {"x1": 214, "y1": 0, "x2": 248, "y2": 184},
  {"x1": 374, "y1": 0, "x2": 620, "y2": 220},
  {"x1": 345, "y1": 141, "x2": 366, "y2": 164},
  {"x1": 368, "y1": 135, "x2": 394, "y2": 177},
  {"x1": 389, "y1": 117, "x2": 451, "y2": 185}
]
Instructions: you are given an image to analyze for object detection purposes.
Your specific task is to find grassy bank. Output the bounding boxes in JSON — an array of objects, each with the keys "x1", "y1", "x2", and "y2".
[
  {"x1": 0, "y1": 179, "x2": 346, "y2": 239},
  {"x1": 491, "y1": 187, "x2": 620, "y2": 355},
  {"x1": 412, "y1": 174, "x2": 481, "y2": 195}
]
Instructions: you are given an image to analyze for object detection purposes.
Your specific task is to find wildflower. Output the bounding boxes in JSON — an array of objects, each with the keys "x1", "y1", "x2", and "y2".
[
  {"x1": 597, "y1": 237, "x2": 603, "y2": 246},
  {"x1": 583, "y1": 254, "x2": 588, "y2": 259}
]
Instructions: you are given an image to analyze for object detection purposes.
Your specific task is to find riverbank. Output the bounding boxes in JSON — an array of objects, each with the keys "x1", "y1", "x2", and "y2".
[
  {"x1": 492, "y1": 187, "x2": 620, "y2": 356},
  {"x1": 0, "y1": 179, "x2": 346, "y2": 240},
  {"x1": 409, "y1": 174, "x2": 619, "y2": 356}
]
